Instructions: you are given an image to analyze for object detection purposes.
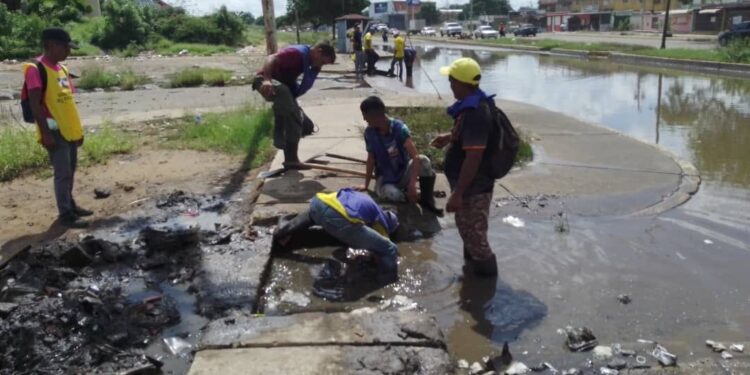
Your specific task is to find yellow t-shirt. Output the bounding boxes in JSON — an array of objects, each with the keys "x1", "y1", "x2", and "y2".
[
  {"x1": 315, "y1": 192, "x2": 388, "y2": 237},
  {"x1": 394, "y1": 36, "x2": 405, "y2": 59},
  {"x1": 23, "y1": 62, "x2": 83, "y2": 142},
  {"x1": 364, "y1": 32, "x2": 373, "y2": 50}
]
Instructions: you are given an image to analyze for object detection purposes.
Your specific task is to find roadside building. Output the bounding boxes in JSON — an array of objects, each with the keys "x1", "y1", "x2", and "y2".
[
  {"x1": 368, "y1": 0, "x2": 433, "y2": 30},
  {"x1": 694, "y1": 2, "x2": 750, "y2": 33}
]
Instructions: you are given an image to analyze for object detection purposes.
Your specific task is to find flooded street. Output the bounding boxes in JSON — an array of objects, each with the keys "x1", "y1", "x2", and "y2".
[{"x1": 265, "y1": 46, "x2": 750, "y2": 371}]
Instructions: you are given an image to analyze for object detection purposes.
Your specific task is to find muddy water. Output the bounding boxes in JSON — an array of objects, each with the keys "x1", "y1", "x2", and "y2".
[{"x1": 265, "y1": 46, "x2": 750, "y2": 371}]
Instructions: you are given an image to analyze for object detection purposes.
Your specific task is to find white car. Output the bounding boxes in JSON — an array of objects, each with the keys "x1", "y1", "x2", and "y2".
[
  {"x1": 421, "y1": 27, "x2": 436, "y2": 36},
  {"x1": 473, "y1": 25, "x2": 499, "y2": 39},
  {"x1": 440, "y1": 22, "x2": 463, "y2": 37}
]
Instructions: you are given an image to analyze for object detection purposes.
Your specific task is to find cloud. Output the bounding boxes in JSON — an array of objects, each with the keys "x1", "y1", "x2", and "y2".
[{"x1": 187, "y1": 0, "x2": 289, "y2": 16}]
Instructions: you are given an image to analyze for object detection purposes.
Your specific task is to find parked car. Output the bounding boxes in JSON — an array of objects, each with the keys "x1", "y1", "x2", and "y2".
[
  {"x1": 718, "y1": 21, "x2": 750, "y2": 46},
  {"x1": 514, "y1": 24, "x2": 537, "y2": 37},
  {"x1": 440, "y1": 22, "x2": 463, "y2": 37},
  {"x1": 473, "y1": 25, "x2": 499, "y2": 39},
  {"x1": 421, "y1": 26, "x2": 437, "y2": 36}
]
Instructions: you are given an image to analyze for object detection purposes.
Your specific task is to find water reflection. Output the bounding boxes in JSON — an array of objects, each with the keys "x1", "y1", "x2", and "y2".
[
  {"x1": 460, "y1": 270, "x2": 547, "y2": 342},
  {"x1": 411, "y1": 46, "x2": 750, "y2": 189}
]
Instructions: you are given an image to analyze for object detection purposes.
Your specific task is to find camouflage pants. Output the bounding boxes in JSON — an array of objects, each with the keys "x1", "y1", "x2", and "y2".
[{"x1": 454, "y1": 192, "x2": 493, "y2": 260}]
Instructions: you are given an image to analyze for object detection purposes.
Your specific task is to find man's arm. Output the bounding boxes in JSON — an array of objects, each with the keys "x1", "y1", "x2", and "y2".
[
  {"x1": 28, "y1": 88, "x2": 55, "y2": 150},
  {"x1": 361, "y1": 152, "x2": 376, "y2": 191},
  {"x1": 403, "y1": 137, "x2": 420, "y2": 203},
  {"x1": 258, "y1": 54, "x2": 277, "y2": 97}
]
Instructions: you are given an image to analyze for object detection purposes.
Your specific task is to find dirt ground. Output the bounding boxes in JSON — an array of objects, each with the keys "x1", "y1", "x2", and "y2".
[{"x1": 0, "y1": 147, "x2": 247, "y2": 259}]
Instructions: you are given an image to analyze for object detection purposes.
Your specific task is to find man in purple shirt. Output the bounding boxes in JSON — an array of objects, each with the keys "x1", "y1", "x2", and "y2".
[{"x1": 253, "y1": 42, "x2": 336, "y2": 169}]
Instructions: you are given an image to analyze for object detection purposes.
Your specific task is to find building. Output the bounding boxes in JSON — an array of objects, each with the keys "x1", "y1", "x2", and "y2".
[{"x1": 368, "y1": 0, "x2": 431, "y2": 29}]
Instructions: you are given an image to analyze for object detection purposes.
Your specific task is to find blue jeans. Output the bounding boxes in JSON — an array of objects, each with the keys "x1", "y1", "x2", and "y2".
[
  {"x1": 309, "y1": 197, "x2": 398, "y2": 272},
  {"x1": 47, "y1": 129, "x2": 78, "y2": 217}
]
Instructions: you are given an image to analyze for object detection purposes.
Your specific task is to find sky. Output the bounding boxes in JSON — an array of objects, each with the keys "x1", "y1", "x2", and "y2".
[{"x1": 188, "y1": 0, "x2": 532, "y2": 17}]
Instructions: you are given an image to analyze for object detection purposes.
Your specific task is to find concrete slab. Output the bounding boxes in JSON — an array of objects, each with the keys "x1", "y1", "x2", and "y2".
[
  {"x1": 193, "y1": 233, "x2": 273, "y2": 316},
  {"x1": 189, "y1": 345, "x2": 453, "y2": 375},
  {"x1": 200, "y1": 311, "x2": 444, "y2": 349}
]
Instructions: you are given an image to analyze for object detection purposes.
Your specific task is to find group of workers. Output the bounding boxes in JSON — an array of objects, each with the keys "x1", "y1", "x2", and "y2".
[
  {"x1": 254, "y1": 39, "x2": 503, "y2": 284},
  {"x1": 350, "y1": 24, "x2": 417, "y2": 82},
  {"x1": 22, "y1": 26, "x2": 500, "y2": 287}
]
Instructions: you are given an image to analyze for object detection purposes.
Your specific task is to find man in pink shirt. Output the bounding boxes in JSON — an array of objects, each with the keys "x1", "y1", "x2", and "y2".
[{"x1": 24, "y1": 28, "x2": 91, "y2": 228}]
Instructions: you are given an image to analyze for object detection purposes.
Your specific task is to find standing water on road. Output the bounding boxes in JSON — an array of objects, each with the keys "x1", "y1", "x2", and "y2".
[{"x1": 398, "y1": 46, "x2": 750, "y2": 368}]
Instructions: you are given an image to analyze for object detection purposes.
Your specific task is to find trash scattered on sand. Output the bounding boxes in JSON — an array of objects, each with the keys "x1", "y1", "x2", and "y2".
[
  {"x1": 563, "y1": 326, "x2": 598, "y2": 352},
  {"x1": 730, "y1": 344, "x2": 744, "y2": 353},
  {"x1": 380, "y1": 295, "x2": 419, "y2": 312},
  {"x1": 502, "y1": 215, "x2": 525, "y2": 228},
  {"x1": 703, "y1": 239, "x2": 713, "y2": 245},
  {"x1": 706, "y1": 340, "x2": 726, "y2": 352},
  {"x1": 94, "y1": 188, "x2": 111, "y2": 199},
  {"x1": 651, "y1": 344, "x2": 677, "y2": 367},
  {"x1": 616, "y1": 294, "x2": 631, "y2": 305},
  {"x1": 721, "y1": 351, "x2": 733, "y2": 360},
  {"x1": 593, "y1": 346, "x2": 613, "y2": 360}
]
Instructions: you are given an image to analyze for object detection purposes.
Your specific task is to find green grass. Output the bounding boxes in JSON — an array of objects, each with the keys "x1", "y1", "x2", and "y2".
[
  {"x1": 168, "y1": 67, "x2": 233, "y2": 88},
  {"x1": 77, "y1": 65, "x2": 150, "y2": 90},
  {"x1": 167, "y1": 106, "x2": 275, "y2": 168},
  {"x1": 460, "y1": 36, "x2": 750, "y2": 64},
  {"x1": 67, "y1": 18, "x2": 103, "y2": 57},
  {"x1": 0, "y1": 127, "x2": 49, "y2": 182},
  {"x1": 389, "y1": 106, "x2": 533, "y2": 171},
  {"x1": 0, "y1": 125, "x2": 134, "y2": 182},
  {"x1": 80, "y1": 125, "x2": 135, "y2": 165}
]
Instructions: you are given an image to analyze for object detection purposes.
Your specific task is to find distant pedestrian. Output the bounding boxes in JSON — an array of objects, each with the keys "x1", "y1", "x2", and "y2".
[
  {"x1": 273, "y1": 188, "x2": 401, "y2": 284},
  {"x1": 357, "y1": 96, "x2": 442, "y2": 216},
  {"x1": 431, "y1": 57, "x2": 500, "y2": 276},
  {"x1": 253, "y1": 42, "x2": 336, "y2": 170},
  {"x1": 382, "y1": 29, "x2": 388, "y2": 43},
  {"x1": 388, "y1": 31, "x2": 405, "y2": 81},
  {"x1": 22, "y1": 28, "x2": 92, "y2": 228},
  {"x1": 499, "y1": 23, "x2": 506, "y2": 37}
]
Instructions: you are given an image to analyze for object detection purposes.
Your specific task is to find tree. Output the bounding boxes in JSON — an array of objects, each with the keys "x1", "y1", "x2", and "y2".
[
  {"x1": 417, "y1": 2, "x2": 440, "y2": 25},
  {"x1": 288, "y1": 0, "x2": 370, "y2": 39},
  {"x1": 463, "y1": 0, "x2": 511, "y2": 18},
  {"x1": 92, "y1": 0, "x2": 149, "y2": 50},
  {"x1": 238, "y1": 11, "x2": 254, "y2": 24},
  {"x1": 1, "y1": 0, "x2": 21, "y2": 11},
  {"x1": 213, "y1": 5, "x2": 245, "y2": 45},
  {"x1": 23, "y1": 0, "x2": 91, "y2": 24}
]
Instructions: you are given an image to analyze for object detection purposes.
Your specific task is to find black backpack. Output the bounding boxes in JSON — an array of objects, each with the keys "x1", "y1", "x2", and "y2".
[
  {"x1": 486, "y1": 101, "x2": 520, "y2": 179},
  {"x1": 21, "y1": 61, "x2": 48, "y2": 124}
]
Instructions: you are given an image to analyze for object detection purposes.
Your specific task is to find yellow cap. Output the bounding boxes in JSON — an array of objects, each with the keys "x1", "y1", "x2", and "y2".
[{"x1": 439, "y1": 57, "x2": 481, "y2": 85}]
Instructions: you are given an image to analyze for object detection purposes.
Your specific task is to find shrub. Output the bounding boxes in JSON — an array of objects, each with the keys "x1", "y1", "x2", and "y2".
[
  {"x1": 92, "y1": 0, "x2": 149, "y2": 50},
  {"x1": 719, "y1": 38, "x2": 750, "y2": 64},
  {"x1": 77, "y1": 65, "x2": 120, "y2": 89},
  {"x1": 168, "y1": 68, "x2": 232, "y2": 88},
  {"x1": 0, "y1": 4, "x2": 45, "y2": 59}
]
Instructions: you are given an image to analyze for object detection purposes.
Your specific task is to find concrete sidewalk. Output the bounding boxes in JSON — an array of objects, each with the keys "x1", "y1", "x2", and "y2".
[{"x1": 252, "y1": 96, "x2": 698, "y2": 222}]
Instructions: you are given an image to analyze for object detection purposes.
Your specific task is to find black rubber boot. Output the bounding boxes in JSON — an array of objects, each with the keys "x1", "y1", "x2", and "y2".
[
  {"x1": 473, "y1": 254, "x2": 498, "y2": 277},
  {"x1": 418, "y1": 176, "x2": 444, "y2": 217}
]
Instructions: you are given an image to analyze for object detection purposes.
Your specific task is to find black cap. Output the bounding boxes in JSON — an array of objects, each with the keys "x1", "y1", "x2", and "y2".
[{"x1": 41, "y1": 27, "x2": 79, "y2": 49}]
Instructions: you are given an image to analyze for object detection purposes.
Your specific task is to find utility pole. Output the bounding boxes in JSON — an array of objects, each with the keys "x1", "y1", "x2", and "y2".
[
  {"x1": 660, "y1": 0, "x2": 671, "y2": 49},
  {"x1": 262, "y1": 0, "x2": 278, "y2": 54},
  {"x1": 294, "y1": 0, "x2": 301, "y2": 44}
]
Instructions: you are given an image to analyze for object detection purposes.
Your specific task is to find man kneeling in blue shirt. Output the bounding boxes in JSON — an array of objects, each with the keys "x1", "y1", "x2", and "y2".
[
  {"x1": 273, "y1": 188, "x2": 400, "y2": 283},
  {"x1": 357, "y1": 96, "x2": 443, "y2": 216}
]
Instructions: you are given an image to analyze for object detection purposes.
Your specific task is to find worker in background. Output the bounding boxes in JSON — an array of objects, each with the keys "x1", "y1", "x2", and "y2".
[
  {"x1": 404, "y1": 47, "x2": 416, "y2": 79},
  {"x1": 364, "y1": 28, "x2": 377, "y2": 76},
  {"x1": 351, "y1": 25, "x2": 364, "y2": 81},
  {"x1": 388, "y1": 30, "x2": 405, "y2": 81}
]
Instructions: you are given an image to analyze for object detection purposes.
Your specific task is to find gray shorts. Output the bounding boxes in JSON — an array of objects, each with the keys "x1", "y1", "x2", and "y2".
[{"x1": 375, "y1": 155, "x2": 434, "y2": 202}]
